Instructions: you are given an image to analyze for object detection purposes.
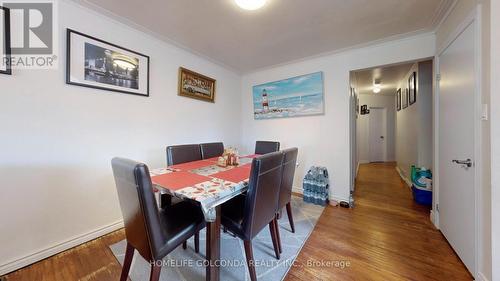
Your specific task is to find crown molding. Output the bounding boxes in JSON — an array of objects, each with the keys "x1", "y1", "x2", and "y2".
[
  {"x1": 244, "y1": 30, "x2": 435, "y2": 75},
  {"x1": 64, "y1": 0, "x2": 242, "y2": 75},
  {"x1": 66, "y1": 0, "x2": 457, "y2": 75},
  {"x1": 431, "y1": 0, "x2": 458, "y2": 30},
  {"x1": 432, "y1": 0, "x2": 459, "y2": 33}
]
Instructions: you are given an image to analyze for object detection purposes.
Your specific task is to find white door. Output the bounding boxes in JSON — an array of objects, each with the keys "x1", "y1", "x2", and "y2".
[
  {"x1": 369, "y1": 108, "x2": 386, "y2": 162},
  {"x1": 438, "y1": 22, "x2": 476, "y2": 275}
]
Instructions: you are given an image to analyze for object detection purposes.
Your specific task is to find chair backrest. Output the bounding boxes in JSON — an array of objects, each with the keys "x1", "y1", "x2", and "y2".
[
  {"x1": 200, "y1": 142, "x2": 224, "y2": 159},
  {"x1": 166, "y1": 144, "x2": 202, "y2": 165},
  {"x1": 278, "y1": 148, "x2": 299, "y2": 209},
  {"x1": 255, "y1": 141, "x2": 280, "y2": 155},
  {"x1": 111, "y1": 158, "x2": 165, "y2": 261},
  {"x1": 242, "y1": 151, "x2": 284, "y2": 240}
]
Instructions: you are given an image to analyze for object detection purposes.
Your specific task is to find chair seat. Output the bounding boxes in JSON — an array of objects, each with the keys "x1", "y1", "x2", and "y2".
[
  {"x1": 221, "y1": 194, "x2": 247, "y2": 239},
  {"x1": 158, "y1": 201, "x2": 205, "y2": 255}
]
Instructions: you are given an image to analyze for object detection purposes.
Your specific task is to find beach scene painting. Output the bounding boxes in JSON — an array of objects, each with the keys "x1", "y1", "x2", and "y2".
[{"x1": 253, "y1": 72, "x2": 324, "y2": 120}]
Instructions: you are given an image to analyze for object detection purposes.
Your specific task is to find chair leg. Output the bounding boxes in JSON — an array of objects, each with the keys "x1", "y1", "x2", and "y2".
[
  {"x1": 149, "y1": 263, "x2": 162, "y2": 281},
  {"x1": 194, "y1": 231, "x2": 200, "y2": 253},
  {"x1": 274, "y1": 217, "x2": 282, "y2": 254},
  {"x1": 159, "y1": 193, "x2": 172, "y2": 209},
  {"x1": 243, "y1": 240, "x2": 257, "y2": 281},
  {"x1": 182, "y1": 241, "x2": 187, "y2": 250},
  {"x1": 120, "y1": 242, "x2": 134, "y2": 281},
  {"x1": 269, "y1": 220, "x2": 280, "y2": 260},
  {"x1": 286, "y1": 202, "x2": 295, "y2": 233}
]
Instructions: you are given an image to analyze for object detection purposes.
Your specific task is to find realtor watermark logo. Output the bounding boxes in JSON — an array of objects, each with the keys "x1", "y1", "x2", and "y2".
[{"x1": 2, "y1": 0, "x2": 58, "y2": 69}]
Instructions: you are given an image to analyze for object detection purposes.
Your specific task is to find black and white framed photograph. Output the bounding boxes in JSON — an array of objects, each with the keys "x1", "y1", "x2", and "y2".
[
  {"x1": 396, "y1": 88, "x2": 401, "y2": 111},
  {"x1": 0, "y1": 6, "x2": 11, "y2": 75},
  {"x1": 408, "y1": 71, "x2": 416, "y2": 105},
  {"x1": 66, "y1": 29, "x2": 150, "y2": 96},
  {"x1": 402, "y1": 88, "x2": 409, "y2": 109},
  {"x1": 361, "y1": 104, "x2": 369, "y2": 115}
]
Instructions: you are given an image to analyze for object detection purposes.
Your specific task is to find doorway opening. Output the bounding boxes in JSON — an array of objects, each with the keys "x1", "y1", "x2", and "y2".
[
  {"x1": 345, "y1": 7, "x2": 483, "y2": 280},
  {"x1": 350, "y1": 59, "x2": 434, "y2": 189}
]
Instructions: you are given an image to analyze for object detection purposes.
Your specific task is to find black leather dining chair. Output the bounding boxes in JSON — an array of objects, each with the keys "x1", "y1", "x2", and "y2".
[
  {"x1": 200, "y1": 142, "x2": 224, "y2": 159},
  {"x1": 164, "y1": 144, "x2": 204, "y2": 249},
  {"x1": 166, "y1": 144, "x2": 202, "y2": 166},
  {"x1": 162, "y1": 144, "x2": 203, "y2": 208},
  {"x1": 111, "y1": 158, "x2": 205, "y2": 281},
  {"x1": 255, "y1": 141, "x2": 280, "y2": 155},
  {"x1": 221, "y1": 151, "x2": 284, "y2": 281},
  {"x1": 273, "y1": 148, "x2": 298, "y2": 254}
]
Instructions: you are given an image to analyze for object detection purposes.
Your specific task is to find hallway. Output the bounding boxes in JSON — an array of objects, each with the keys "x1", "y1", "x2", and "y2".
[{"x1": 286, "y1": 162, "x2": 472, "y2": 280}]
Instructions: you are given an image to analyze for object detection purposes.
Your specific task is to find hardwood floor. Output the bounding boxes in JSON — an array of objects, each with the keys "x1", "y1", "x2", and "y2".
[
  {"x1": 3, "y1": 230, "x2": 127, "y2": 281},
  {"x1": 285, "y1": 162, "x2": 472, "y2": 281},
  {"x1": 3, "y1": 162, "x2": 471, "y2": 280}
]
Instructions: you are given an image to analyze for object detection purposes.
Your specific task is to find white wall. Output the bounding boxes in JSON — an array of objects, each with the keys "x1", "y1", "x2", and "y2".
[
  {"x1": 395, "y1": 61, "x2": 433, "y2": 181},
  {"x1": 356, "y1": 94, "x2": 396, "y2": 163},
  {"x1": 417, "y1": 61, "x2": 434, "y2": 169},
  {"x1": 435, "y1": 1, "x2": 492, "y2": 280},
  {"x1": 0, "y1": 0, "x2": 241, "y2": 274},
  {"x1": 240, "y1": 33, "x2": 435, "y2": 202},
  {"x1": 396, "y1": 64, "x2": 419, "y2": 180}
]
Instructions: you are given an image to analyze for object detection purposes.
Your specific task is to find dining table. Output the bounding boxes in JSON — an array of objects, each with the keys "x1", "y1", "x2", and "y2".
[{"x1": 149, "y1": 154, "x2": 260, "y2": 281}]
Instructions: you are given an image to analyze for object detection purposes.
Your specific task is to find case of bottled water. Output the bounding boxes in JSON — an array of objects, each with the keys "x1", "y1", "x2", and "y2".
[{"x1": 302, "y1": 166, "x2": 329, "y2": 206}]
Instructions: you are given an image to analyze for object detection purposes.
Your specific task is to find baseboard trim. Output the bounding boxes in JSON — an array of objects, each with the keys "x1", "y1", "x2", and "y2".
[
  {"x1": 292, "y1": 187, "x2": 349, "y2": 204},
  {"x1": 430, "y1": 210, "x2": 439, "y2": 229},
  {"x1": 0, "y1": 220, "x2": 124, "y2": 276},
  {"x1": 292, "y1": 186, "x2": 302, "y2": 195},
  {"x1": 395, "y1": 166, "x2": 412, "y2": 188},
  {"x1": 477, "y1": 272, "x2": 489, "y2": 281},
  {"x1": 357, "y1": 161, "x2": 369, "y2": 177},
  {"x1": 329, "y1": 195, "x2": 350, "y2": 204}
]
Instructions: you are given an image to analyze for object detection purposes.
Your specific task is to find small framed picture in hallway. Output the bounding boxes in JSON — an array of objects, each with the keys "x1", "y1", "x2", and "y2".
[
  {"x1": 402, "y1": 88, "x2": 409, "y2": 109},
  {"x1": 408, "y1": 72, "x2": 416, "y2": 105},
  {"x1": 396, "y1": 88, "x2": 401, "y2": 111}
]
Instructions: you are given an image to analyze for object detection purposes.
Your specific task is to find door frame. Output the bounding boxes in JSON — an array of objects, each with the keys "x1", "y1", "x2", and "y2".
[
  {"x1": 433, "y1": 5, "x2": 483, "y2": 277},
  {"x1": 368, "y1": 107, "x2": 387, "y2": 162}
]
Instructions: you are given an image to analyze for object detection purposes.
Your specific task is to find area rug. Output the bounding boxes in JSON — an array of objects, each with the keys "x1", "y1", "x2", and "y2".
[{"x1": 110, "y1": 196, "x2": 324, "y2": 281}]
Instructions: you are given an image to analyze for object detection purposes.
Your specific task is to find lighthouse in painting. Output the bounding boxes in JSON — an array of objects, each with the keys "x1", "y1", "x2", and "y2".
[{"x1": 261, "y1": 89, "x2": 269, "y2": 112}]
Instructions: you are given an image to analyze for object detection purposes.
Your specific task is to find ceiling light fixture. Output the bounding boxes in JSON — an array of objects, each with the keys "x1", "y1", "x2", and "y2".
[
  {"x1": 235, "y1": 0, "x2": 267, "y2": 10},
  {"x1": 373, "y1": 87, "x2": 381, "y2": 94}
]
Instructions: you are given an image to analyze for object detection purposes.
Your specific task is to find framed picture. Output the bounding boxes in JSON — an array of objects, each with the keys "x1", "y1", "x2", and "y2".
[
  {"x1": 66, "y1": 29, "x2": 150, "y2": 97},
  {"x1": 396, "y1": 88, "x2": 401, "y2": 111},
  {"x1": 0, "y1": 6, "x2": 11, "y2": 75},
  {"x1": 361, "y1": 105, "x2": 369, "y2": 115},
  {"x1": 178, "y1": 67, "x2": 216, "y2": 102},
  {"x1": 252, "y1": 72, "x2": 324, "y2": 119},
  {"x1": 409, "y1": 71, "x2": 417, "y2": 105},
  {"x1": 402, "y1": 88, "x2": 409, "y2": 109}
]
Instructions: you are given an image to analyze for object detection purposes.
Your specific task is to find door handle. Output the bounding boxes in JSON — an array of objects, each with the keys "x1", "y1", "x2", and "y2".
[
  {"x1": 452, "y1": 159, "x2": 472, "y2": 168},
  {"x1": 380, "y1": 136, "x2": 384, "y2": 139}
]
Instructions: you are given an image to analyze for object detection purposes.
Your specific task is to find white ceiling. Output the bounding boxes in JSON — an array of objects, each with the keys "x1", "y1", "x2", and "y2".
[
  {"x1": 354, "y1": 62, "x2": 415, "y2": 96},
  {"x1": 78, "y1": 0, "x2": 454, "y2": 73}
]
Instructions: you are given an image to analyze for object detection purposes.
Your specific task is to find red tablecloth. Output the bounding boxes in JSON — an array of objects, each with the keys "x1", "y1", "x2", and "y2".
[
  {"x1": 152, "y1": 171, "x2": 212, "y2": 190},
  {"x1": 211, "y1": 164, "x2": 252, "y2": 183}
]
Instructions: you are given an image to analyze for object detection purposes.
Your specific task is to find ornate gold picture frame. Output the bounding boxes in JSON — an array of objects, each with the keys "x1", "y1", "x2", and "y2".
[{"x1": 178, "y1": 67, "x2": 216, "y2": 103}]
